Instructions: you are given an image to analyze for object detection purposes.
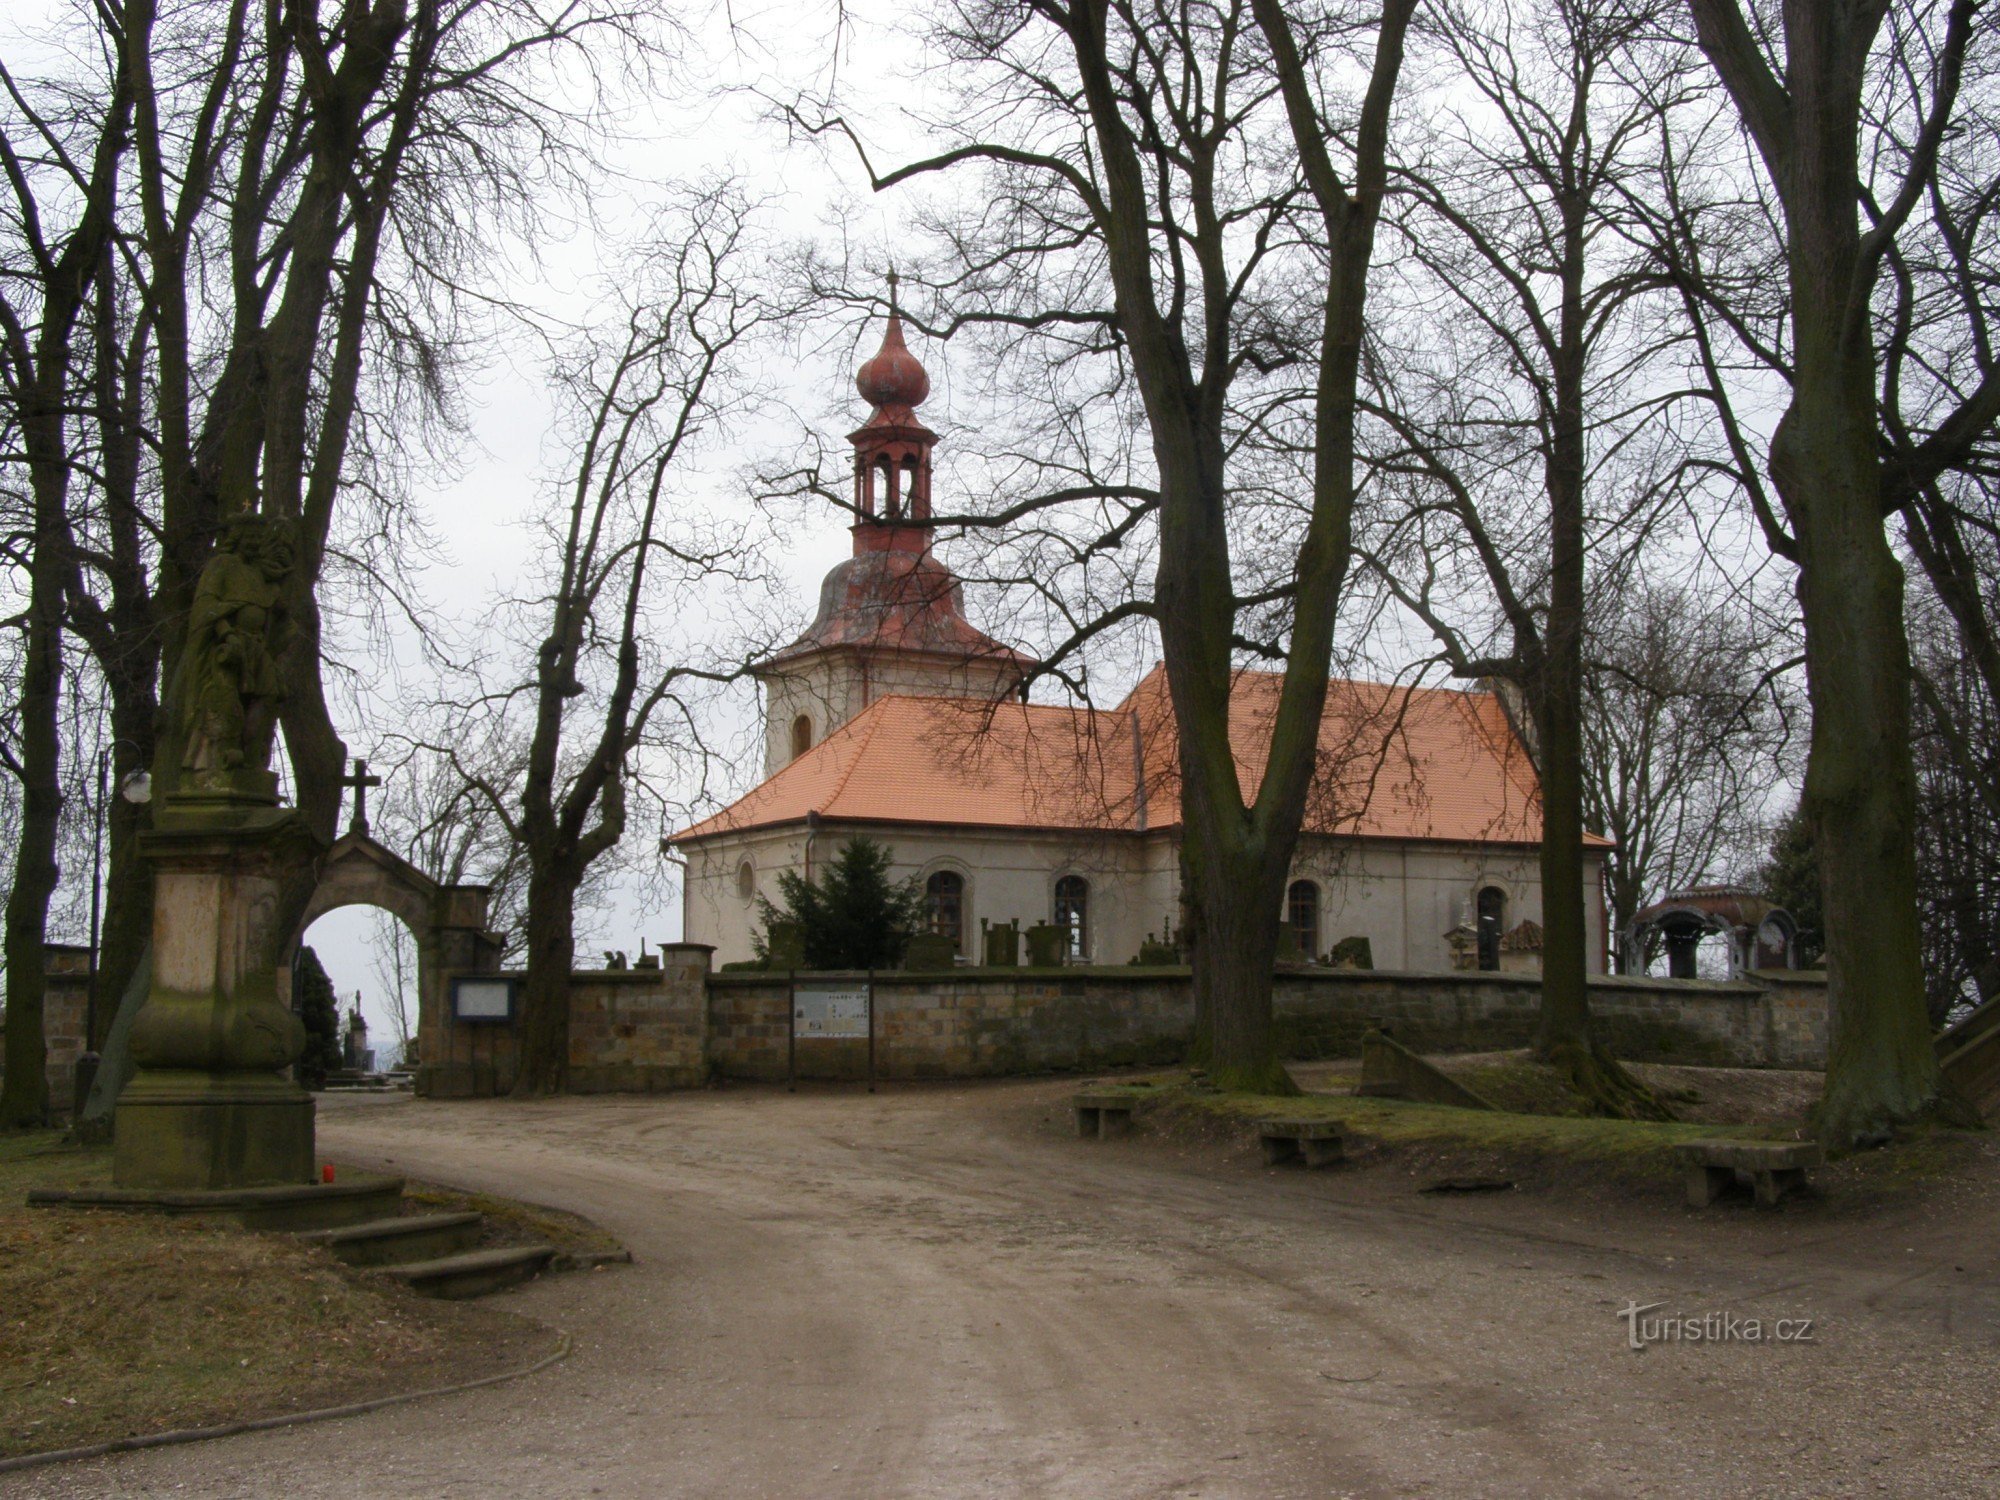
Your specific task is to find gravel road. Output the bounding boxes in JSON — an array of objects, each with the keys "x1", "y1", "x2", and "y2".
[{"x1": 17, "y1": 1079, "x2": 2000, "y2": 1499}]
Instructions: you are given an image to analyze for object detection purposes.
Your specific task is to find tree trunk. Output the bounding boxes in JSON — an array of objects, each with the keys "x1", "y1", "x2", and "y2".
[
  {"x1": 1182, "y1": 809, "x2": 1297, "y2": 1094},
  {"x1": 1, "y1": 521, "x2": 66, "y2": 1128},
  {"x1": 1532, "y1": 282, "x2": 1592, "y2": 1062},
  {"x1": 1685, "y1": 0, "x2": 1943, "y2": 1146},
  {"x1": 1784, "y1": 422, "x2": 1936, "y2": 1141},
  {"x1": 1532, "y1": 645, "x2": 1591, "y2": 1056},
  {"x1": 91, "y1": 698, "x2": 156, "y2": 1051},
  {"x1": 512, "y1": 864, "x2": 576, "y2": 1095},
  {"x1": 1531, "y1": 186, "x2": 1667, "y2": 1121},
  {"x1": 1772, "y1": 0, "x2": 1937, "y2": 1143}
]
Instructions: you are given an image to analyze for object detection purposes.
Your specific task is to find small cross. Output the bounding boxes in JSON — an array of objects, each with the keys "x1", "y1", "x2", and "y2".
[{"x1": 340, "y1": 757, "x2": 382, "y2": 837}]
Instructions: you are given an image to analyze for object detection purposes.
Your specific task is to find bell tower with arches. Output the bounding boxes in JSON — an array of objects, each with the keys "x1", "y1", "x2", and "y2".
[{"x1": 751, "y1": 283, "x2": 1036, "y2": 776}]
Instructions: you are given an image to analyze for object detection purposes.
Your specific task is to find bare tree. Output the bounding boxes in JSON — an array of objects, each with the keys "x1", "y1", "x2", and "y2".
[
  {"x1": 368, "y1": 910, "x2": 418, "y2": 1063},
  {"x1": 1671, "y1": 0, "x2": 2000, "y2": 1142},
  {"x1": 427, "y1": 187, "x2": 781, "y2": 1094},
  {"x1": 2, "y1": 0, "x2": 664, "y2": 1104},
  {"x1": 0, "y1": 47, "x2": 131, "y2": 1124},
  {"x1": 1581, "y1": 578, "x2": 1801, "y2": 972},
  {"x1": 1909, "y1": 588, "x2": 2000, "y2": 1022},
  {"x1": 1360, "y1": 0, "x2": 1690, "y2": 1111}
]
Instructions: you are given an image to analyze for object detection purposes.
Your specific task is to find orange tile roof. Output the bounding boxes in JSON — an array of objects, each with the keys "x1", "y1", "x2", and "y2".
[{"x1": 672, "y1": 665, "x2": 1608, "y2": 848}]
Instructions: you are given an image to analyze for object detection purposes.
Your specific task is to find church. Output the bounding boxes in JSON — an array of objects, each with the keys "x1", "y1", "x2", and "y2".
[{"x1": 671, "y1": 309, "x2": 1610, "y2": 974}]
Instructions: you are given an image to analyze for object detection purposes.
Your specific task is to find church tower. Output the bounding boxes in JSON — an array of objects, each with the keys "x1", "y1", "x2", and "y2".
[{"x1": 751, "y1": 289, "x2": 1036, "y2": 777}]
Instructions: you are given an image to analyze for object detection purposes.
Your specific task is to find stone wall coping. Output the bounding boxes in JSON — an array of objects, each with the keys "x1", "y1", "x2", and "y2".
[
  {"x1": 706, "y1": 965, "x2": 1192, "y2": 988},
  {"x1": 466, "y1": 968, "x2": 684, "y2": 986},
  {"x1": 702, "y1": 964, "x2": 1773, "y2": 997}
]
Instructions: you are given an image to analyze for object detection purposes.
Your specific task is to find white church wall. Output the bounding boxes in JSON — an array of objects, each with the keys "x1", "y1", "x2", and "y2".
[
  {"x1": 686, "y1": 822, "x2": 1607, "y2": 974},
  {"x1": 756, "y1": 650, "x2": 1025, "y2": 778},
  {"x1": 683, "y1": 823, "x2": 1152, "y2": 967},
  {"x1": 1288, "y1": 840, "x2": 1608, "y2": 974}
]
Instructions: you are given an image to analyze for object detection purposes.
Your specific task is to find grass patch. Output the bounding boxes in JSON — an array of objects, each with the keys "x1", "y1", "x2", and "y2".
[
  {"x1": 1096, "y1": 1068, "x2": 1991, "y2": 1207},
  {"x1": 0, "y1": 1132, "x2": 552, "y2": 1461},
  {"x1": 1101, "y1": 1072, "x2": 1786, "y2": 1180}
]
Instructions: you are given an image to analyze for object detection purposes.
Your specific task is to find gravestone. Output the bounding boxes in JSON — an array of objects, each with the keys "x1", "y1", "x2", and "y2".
[
  {"x1": 1327, "y1": 935, "x2": 1374, "y2": 970},
  {"x1": 902, "y1": 933, "x2": 958, "y2": 970},
  {"x1": 981, "y1": 918, "x2": 1020, "y2": 967},
  {"x1": 1025, "y1": 922, "x2": 1067, "y2": 968}
]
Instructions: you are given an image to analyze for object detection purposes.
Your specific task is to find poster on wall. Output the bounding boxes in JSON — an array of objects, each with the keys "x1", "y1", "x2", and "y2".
[{"x1": 793, "y1": 983, "x2": 871, "y2": 1039}]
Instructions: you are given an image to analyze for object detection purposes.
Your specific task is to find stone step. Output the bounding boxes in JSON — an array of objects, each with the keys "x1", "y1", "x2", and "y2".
[
  {"x1": 296, "y1": 1211, "x2": 484, "y2": 1267},
  {"x1": 381, "y1": 1244, "x2": 557, "y2": 1300},
  {"x1": 27, "y1": 1175, "x2": 406, "y2": 1233}
]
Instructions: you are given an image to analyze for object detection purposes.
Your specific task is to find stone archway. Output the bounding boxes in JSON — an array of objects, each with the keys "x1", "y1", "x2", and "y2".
[{"x1": 285, "y1": 832, "x2": 502, "y2": 1091}]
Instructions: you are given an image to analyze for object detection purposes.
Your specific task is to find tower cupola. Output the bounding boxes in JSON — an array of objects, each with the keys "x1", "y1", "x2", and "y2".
[
  {"x1": 848, "y1": 273, "x2": 937, "y2": 546},
  {"x1": 748, "y1": 284, "x2": 1037, "y2": 776}
]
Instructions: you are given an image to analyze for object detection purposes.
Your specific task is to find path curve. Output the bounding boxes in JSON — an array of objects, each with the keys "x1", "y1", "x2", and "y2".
[{"x1": 20, "y1": 1079, "x2": 2000, "y2": 1499}]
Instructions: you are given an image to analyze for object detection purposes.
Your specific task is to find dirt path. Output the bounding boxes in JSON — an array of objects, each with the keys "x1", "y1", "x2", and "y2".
[{"x1": 19, "y1": 1079, "x2": 2000, "y2": 1499}]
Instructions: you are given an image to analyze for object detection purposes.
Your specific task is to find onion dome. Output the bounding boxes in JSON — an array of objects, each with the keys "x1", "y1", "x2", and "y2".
[{"x1": 855, "y1": 312, "x2": 930, "y2": 410}]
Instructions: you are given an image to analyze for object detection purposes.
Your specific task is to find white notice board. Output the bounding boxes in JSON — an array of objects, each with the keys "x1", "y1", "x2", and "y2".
[{"x1": 793, "y1": 983, "x2": 870, "y2": 1039}]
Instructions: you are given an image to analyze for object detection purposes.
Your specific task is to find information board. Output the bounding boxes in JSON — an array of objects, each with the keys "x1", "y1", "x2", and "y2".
[
  {"x1": 452, "y1": 977, "x2": 517, "y2": 1022},
  {"x1": 793, "y1": 982, "x2": 870, "y2": 1039}
]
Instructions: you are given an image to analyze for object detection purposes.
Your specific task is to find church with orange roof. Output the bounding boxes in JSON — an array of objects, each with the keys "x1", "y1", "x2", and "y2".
[{"x1": 670, "y1": 309, "x2": 1609, "y2": 974}]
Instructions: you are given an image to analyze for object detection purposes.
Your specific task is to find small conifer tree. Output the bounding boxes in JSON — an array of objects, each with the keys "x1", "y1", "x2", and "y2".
[
  {"x1": 757, "y1": 837, "x2": 924, "y2": 969},
  {"x1": 294, "y1": 947, "x2": 344, "y2": 1088},
  {"x1": 1759, "y1": 805, "x2": 1825, "y2": 968}
]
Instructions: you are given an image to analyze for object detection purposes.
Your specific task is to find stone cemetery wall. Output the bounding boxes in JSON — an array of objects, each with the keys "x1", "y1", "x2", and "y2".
[
  {"x1": 566, "y1": 948, "x2": 709, "y2": 1093},
  {"x1": 1272, "y1": 968, "x2": 1826, "y2": 1068},
  {"x1": 706, "y1": 969, "x2": 1193, "y2": 1082},
  {"x1": 419, "y1": 942, "x2": 711, "y2": 1098},
  {"x1": 416, "y1": 949, "x2": 1830, "y2": 1098},
  {"x1": 0, "y1": 944, "x2": 94, "y2": 1122}
]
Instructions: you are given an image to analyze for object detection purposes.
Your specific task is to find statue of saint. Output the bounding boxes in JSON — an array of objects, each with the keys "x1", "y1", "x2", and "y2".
[{"x1": 180, "y1": 515, "x2": 296, "y2": 776}]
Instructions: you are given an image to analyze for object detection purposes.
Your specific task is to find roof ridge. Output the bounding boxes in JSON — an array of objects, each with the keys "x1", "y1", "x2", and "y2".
[{"x1": 821, "y1": 697, "x2": 889, "y2": 811}]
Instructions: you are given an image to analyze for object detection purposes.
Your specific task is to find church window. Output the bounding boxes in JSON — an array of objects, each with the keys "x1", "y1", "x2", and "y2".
[
  {"x1": 926, "y1": 870, "x2": 965, "y2": 952},
  {"x1": 1054, "y1": 875, "x2": 1090, "y2": 960},
  {"x1": 737, "y1": 860, "x2": 755, "y2": 901},
  {"x1": 1286, "y1": 880, "x2": 1319, "y2": 960},
  {"x1": 1476, "y1": 885, "x2": 1506, "y2": 971},
  {"x1": 791, "y1": 715, "x2": 813, "y2": 760}
]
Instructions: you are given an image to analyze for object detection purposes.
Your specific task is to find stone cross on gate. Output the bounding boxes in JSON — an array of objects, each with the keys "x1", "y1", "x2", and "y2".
[{"x1": 340, "y1": 757, "x2": 382, "y2": 837}]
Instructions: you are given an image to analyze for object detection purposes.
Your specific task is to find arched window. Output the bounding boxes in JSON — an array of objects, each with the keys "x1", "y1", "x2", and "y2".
[
  {"x1": 926, "y1": 870, "x2": 965, "y2": 952},
  {"x1": 790, "y1": 715, "x2": 813, "y2": 760},
  {"x1": 1286, "y1": 880, "x2": 1319, "y2": 960},
  {"x1": 1476, "y1": 885, "x2": 1506, "y2": 971},
  {"x1": 736, "y1": 860, "x2": 756, "y2": 901},
  {"x1": 1054, "y1": 876, "x2": 1090, "y2": 960}
]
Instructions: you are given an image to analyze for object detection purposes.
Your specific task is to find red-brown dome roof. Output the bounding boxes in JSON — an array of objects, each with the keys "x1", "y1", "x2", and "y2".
[
  {"x1": 855, "y1": 311, "x2": 930, "y2": 411},
  {"x1": 765, "y1": 546, "x2": 1033, "y2": 668}
]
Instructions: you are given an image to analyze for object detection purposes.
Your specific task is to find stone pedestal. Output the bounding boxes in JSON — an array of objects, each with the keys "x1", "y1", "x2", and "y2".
[{"x1": 114, "y1": 776, "x2": 326, "y2": 1190}]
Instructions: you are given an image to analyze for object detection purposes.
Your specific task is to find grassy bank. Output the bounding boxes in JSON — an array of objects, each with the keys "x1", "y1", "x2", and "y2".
[
  {"x1": 0, "y1": 1133, "x2": 553, "y2": 1461},
  {"x1": 1108, "y1": 1074, "x2": 1778, "y2": 1173},
  {"x1": 1091, "y1": 1065, "x2": 1989, "y2": 1206}
]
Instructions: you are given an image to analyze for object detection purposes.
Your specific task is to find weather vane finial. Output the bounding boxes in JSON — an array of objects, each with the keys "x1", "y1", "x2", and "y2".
[{"x1": 887, "y1": 265, "x2": 900, "y2": 314}]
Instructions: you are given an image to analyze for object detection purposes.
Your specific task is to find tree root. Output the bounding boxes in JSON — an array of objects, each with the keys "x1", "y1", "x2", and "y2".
[
  {"x1": 1193, "y1": 1047, "x2": 1301, "y2": 1097},
  {"x1": 1537, "y1": 1037, "x2": 1676, "y2": 1122}
]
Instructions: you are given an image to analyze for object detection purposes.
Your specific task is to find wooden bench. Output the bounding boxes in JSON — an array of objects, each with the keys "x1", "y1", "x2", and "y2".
[
  {"x1": 1257, "y1": 1118, "x2": 1346, "y2": 1168},
  {"x1": 1073, "y1": 1092, "x2": 1138, "y2": 1140},
  {"x1": 1674, "y1": 1139, "x2": 1823, "y2": 1207}
]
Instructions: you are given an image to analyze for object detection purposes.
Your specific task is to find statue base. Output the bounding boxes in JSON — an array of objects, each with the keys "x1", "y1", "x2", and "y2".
[
  {"x1": 114, "y1": 1071, "x2": 315, "y2": 1190},
  {"x1": 113, "y1": 793, "x2": 327, "y2": 1192}
]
